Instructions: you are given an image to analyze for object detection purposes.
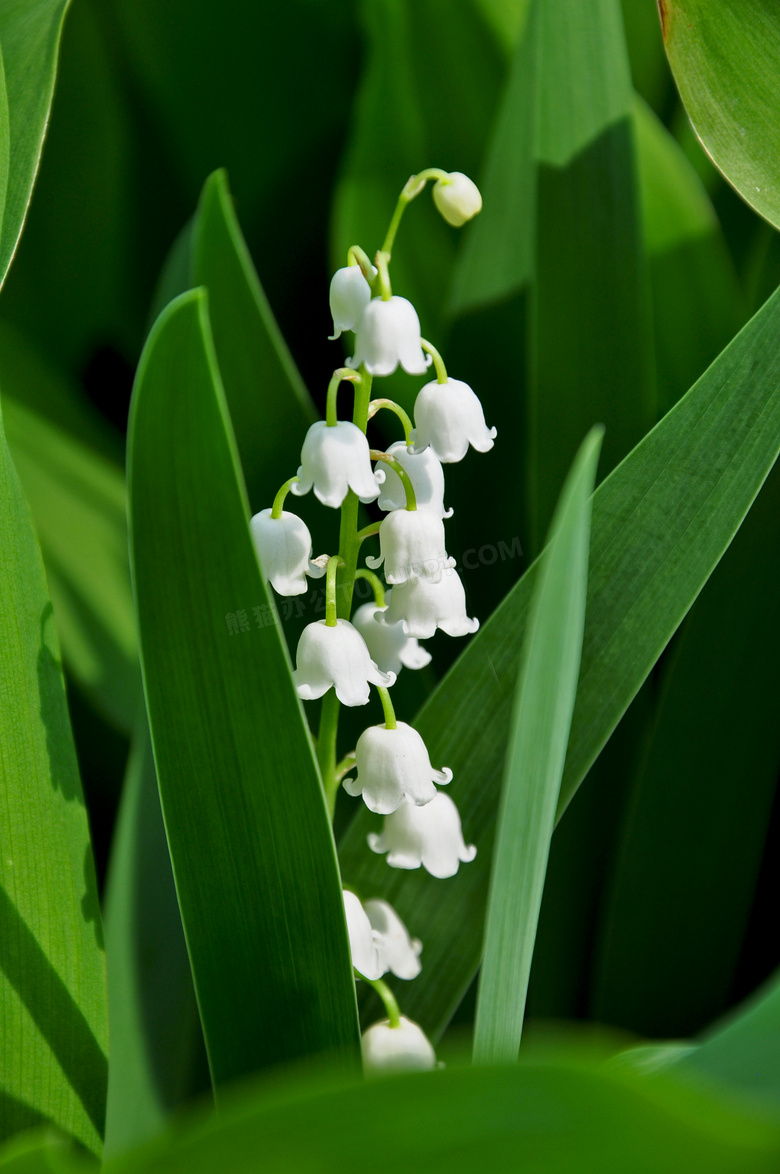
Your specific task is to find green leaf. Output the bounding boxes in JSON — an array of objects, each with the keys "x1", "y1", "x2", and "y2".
[
  {"x1": 620, "y1": 0, "x2": 672, "y2": 110},
  {"x1": 662, "y1": 0, "x2": 780, "y2": 230},
  {"x1": 103, "y1": 719, "x2": 205, "y2": 1160},
  {"x1": 127, "y1": 290, "x2": 360, "y2": 1086},
  {"x1": 0, "y1": 401, "x2": 107, "y2": 1153},
  {"x1": 449, "y1": 0, "x2": 654, "y2": 547},
  {"x1": 0, "y1": 392, "x2": 139, "y2": 732},
  {"x1": 634, "y1": 95, "x2": 746, "y2": 415},
  {"x1": 102, "y1": 1055, "x2": 780, "y2": 1174},
  {"x1": 474, "y1": 428, "x2": 601, "y2": 1064},
  {"x1": 340, "y1": 282, "x2": 780, "y2": 1041},
  {"x1": 189, "y1": 171, "x2": 317, "y2": 511},
  {"x1": 592, "y1": 459, "x2": 780, "y2": 1038},
  {"x1": 0, "y1": 0, "x2": 70, "y2": 290},
  {"x1": 683, "y1": 965, "x2": 780, "y2": 1106}
]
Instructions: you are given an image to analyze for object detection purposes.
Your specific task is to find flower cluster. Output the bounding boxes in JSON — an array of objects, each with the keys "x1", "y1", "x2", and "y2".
[{"x1": 249, "y1": 168, "x2": 492, "y2": 1074}]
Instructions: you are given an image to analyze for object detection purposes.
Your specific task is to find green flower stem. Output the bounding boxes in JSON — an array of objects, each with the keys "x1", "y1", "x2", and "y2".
[
  {"x1": 363, "y1": 976, "x2": 402, "y2": 1028},
  {"x1": 357, "y1": 521, "x2": 381, "y2": 544},
  {"x1": 317, "y1": 365, "x2": 373, "y2": 818},
  {"x1": 347, "y1": 245, "x2": 376, "y2": 287},
  {"x1": 377, "y1": 686, "x2": 397, "y2": 731},
  {"x1": 368, "y1": 398, "x2": 414, "y2": 445},
  {"x1": 375, "y1": 250, "x2": 392, "y2": 301},
  {"x1": 370, "y1": 450, "x2": 417, "y2": 511},
  {"x1": 335, "y1": 751, "x2": 357, "y2": 781},
  {"x1": 355, "y1": 568, "x2": 386, "y2": 609},
  {"x1": 381, "y1": 167, "x2": 450, "y2": 258},
  {"x1": 270, "y1": 475, "x2": 300, "y2": 519},
  {"x1": 326, "y1": 367, "x2": 361, "y2": 428},
  {"x1": 421, "y1": 337, "x2": 448, "y2": 384},
  {"x1": 325, "y1": 555, "x2": 343, "y2": 627}
]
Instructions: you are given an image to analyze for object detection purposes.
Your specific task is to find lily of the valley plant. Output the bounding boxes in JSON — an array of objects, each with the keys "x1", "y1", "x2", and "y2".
[{"x1": 250, "y1": 168, "x2": 492, "y2": 1071}]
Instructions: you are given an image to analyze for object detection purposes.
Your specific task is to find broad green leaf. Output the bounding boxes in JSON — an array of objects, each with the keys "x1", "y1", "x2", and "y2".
[
  {"x1": 104, "y1": 719, "x2": 205, "y2": 1159},
  {"x1": 620, "y1": 0, "x2": 672, "y2": 111},
  {"x1": 0, "y1": 402, "x2": 107, "y2": 1153},
  {"x1": 0, "y1": 0, "x2": 70, "y2": 290},
  {"x1": 103, "y1": 1055, "x2": 780, "y2": 1174},
  {"x1": 127, "y1": 290, "x2": 360, "y2": 1085},
  {"x1": 592, "y1": 461, "x2": 780, "y2": 1038},
  {"x1": 449, "y1": 0, "x2": 654, "y2": 548},
  {"x1": 662, "y1": 0, "x2": 780, "y2": 230},
  {"x1": 0, "y1": 395, "x2": 138, "y2": 732},
  {"x1": 190, "y1": 171, "x2": 317, "y2": 511},
  {"x1": 634, "y1": 96, "x2": 745, "y2": 415},
  {"x1": 474, "y1": 428, "x2": 601, "y2": 1063},
  {"x1": 0, "y1": 1131, "x2": 90, "y2": 1173},
  {"x1": 0, "y1": 0, "x2": 137, "y2": 367},
  {"x1": 340, "y1": 282, "x2": 780, "y2": 1041},
  {"x1": 684, "y1": 965, "x2": 780, "y2": 1105}
]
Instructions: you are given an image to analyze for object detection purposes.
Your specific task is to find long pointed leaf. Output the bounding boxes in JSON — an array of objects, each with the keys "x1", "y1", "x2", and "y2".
[
  {"x1": 474, "y1": 428, "x2": 601, "y2": 1063},
  {"x1": 0, "y1": 401, "x2": 107, "y2": 1153},
  {"x1": 127, "y1": 289, "x2": 359, "y2": 1086}
]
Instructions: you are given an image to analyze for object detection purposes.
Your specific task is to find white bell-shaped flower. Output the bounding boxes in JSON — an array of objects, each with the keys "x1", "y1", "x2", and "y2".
[
  {"x1": 347, "y1": 296, "x2": 430, "y2": 377},
  {"x1": 329, "y1": 265, "x2": 373, "y2": 340},
  {"x1": 381, "y1": 569, "x2": 479, "y2": 639},
  {"x1": 364, "y1": 898, "x2": 422, "y2": 980},
  {"x1": 368, "y1": 791, "x2": 477, "y2": 879},
  {"x1": 362, "y1": 1016, "x2": 436, "y2": 1075},
  {"x1": 291, "y1": 421, "x2": 383, "y2": 509},
  {"x1": 352, "y1": 599, "x2": 431, "y2": 676},
  {"x1": 432, "y1": 172, "x2": 483, "y2": 227},
  {"x1": 250, "y1": 508, "x2": 325, "y2": 597},
  {"x1": 366, "y1": 508, "x2": 455, "y2": 585},
  {"x1": 343, "y1": 721, "x2": 452, "y2": 814},
  {"x1": 377, "y1": 440, "x2": 452, "y2": 519},
  {"x1": 410, "y1": 378, "x2": 497, "y2": 463},
  {"x1": 343, "y1": 890, "x2": 383, "y2": 980},
  {"x1": 293, "y1": 619, "x2": 395, "y2": 706}
]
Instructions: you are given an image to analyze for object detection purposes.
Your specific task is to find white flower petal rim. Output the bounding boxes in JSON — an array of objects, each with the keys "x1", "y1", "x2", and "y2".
[
  {"x1": 366, "y1": 508, "x2": 455, "y2": 585},
  {"x1": 293, "y1": 619, "x2": 395, "y2": 707},
  {"x1": 381, "y1": 570, "x2": 479, "y2": 640},
  {"x1": 364, "y1": 898, "x2": 422, "y2": 981}
]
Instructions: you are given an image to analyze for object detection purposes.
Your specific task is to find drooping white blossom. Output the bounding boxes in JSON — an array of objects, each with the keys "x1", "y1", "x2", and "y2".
[
  {"x1": 343, "y1": 890, "x2": 383, "y2": 980},
  {"x1": 347, "y1": 296, "x2": 430, "y2": 377},
  {"x1": 364, "y1": 898, "x2": 422, "y2": 980},
  {"x1": 291, "y1": 421, "x2": 383, "y2": 509},
  {"x1": 293, "y1": 619, "x2": 395, "y2": 706},
  {"x1": 343, "y1": 721, "x2": 451, "y2": 814},
  {"x1": 381, "y1": 568, "x2": 479, "y2": 640},
  {"x1": 352, "y1": 599, "x2": 431, "y2": 676},
  {"x1": 250, "y1": 508, "x2": 325, "y2": 597},
  {"x1": 377, "y1": 440, "x2": 452, "y2": 519},
  {"x1": 366, "y1": 508, "x2": 454, "y2": 585},
  {"x1": 329, "y1": 265, "x2": 374, "y2": 339},
  {"x1": 410, "y1": 378, "x2": 496, "y2": 464},
  {"x1": 369, "y1": 791, "x2": 477, "y2": 879},
  {"x1": 362, "y1": 1016, "x2": 436, "y2": 1075},
  {"x1": 432, "y1": 171, "x2": 483, "y2": 227}
]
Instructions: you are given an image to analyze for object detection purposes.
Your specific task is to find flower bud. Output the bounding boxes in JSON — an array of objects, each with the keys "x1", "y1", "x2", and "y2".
[
  {"x1": 250, "y1": 509, "x2": 325, "y2": 597},
  {"x1": 329, "y1": 265, "x2": 373, "y2": 340},
  {"x1": 362, "y1": 1016, "x2": 436, "y2": 1075},
  {"x1": 432, "y1": 172, "x2": 483, "y2": 227}
]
